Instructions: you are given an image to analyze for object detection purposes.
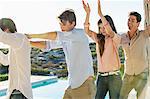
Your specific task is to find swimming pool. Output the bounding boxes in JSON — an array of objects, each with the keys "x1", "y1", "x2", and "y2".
[
  {"x1": 32, "y1": 80, "x2": 112, "y2": 99},
  {"x1": 0, "y1": 79, "x2": 68, "y2": 99},
  {"x1": 0, "y1": 78, "x2": 136, "y2": 99},
  {"x1": 0, "y1": 76, "x2": 58, "y2": 98},
  {"x1": 33, "y1": 80, "x2": 68, "y2": 99}
]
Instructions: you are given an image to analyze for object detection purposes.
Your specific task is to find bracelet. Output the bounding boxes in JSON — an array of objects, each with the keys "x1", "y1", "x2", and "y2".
[{"x1": 84, "y1": 23, "x2": 90, "y2": 27}]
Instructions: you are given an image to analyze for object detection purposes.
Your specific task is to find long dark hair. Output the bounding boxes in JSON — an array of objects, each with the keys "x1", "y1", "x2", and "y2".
[
  {"x1": 0, "y1": 18, "x2": 17, "y2": 33},
  {"x1": 97, "y1": 15, "x2": 117, "y2": 56}
]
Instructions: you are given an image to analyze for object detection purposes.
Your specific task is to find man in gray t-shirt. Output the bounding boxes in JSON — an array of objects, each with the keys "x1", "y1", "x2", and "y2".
[{"x1": 27, "y1": 9, "x2": 96, "y2": 99}]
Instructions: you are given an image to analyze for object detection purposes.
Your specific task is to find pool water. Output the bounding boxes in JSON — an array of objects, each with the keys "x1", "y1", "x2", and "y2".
[
  {"x1": 32, "y1": 80, "x2": 110, "y2": 99},
  {"x1": 0, "y1": 77, "x2": 58, "y2": 97},
  {"x1": 32, "y1": 80, "x2": 136, "y2": 99},
  {"x1": 33, "y1": 80, "x2": 68, "y2": 99},
  {"x1": 0, "y1": 79, "x2": 136, "y2": 99}
]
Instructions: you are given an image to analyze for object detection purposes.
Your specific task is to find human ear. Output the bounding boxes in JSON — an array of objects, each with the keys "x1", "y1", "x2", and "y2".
[
  {"x1": 4, "y1": 28, "x2": 10, "y2": 33},
  {"x1": 71, "y1": 21, "x2": 75, "y2": 27}
]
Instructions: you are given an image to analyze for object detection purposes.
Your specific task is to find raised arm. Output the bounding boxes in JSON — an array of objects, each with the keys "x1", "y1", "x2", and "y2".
[
  {"x1": 98, "y1": 0, "x2": 114, "y2": 37},
  {"x1": 145, "y1": 25, "x2": 150, "y2": 36},
  {"x1": 82, "y1": 0, "x2": 97, "y2": 39},
  {"x1": 144, "y1": 0, "x2": 150, "y2": 36},
  {"x1": 26, "y1": 32, "x2": 57, "y2": 40}
]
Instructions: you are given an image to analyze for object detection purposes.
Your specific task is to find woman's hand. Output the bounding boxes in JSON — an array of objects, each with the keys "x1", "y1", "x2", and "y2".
[{"x1": 82, "y1": 0, "x2": 91, "y2": 15}]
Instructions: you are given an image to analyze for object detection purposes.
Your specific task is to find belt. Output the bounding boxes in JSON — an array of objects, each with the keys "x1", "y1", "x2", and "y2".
[{"x1": 98, "y1": 70, "x2": 120, "y2": 76}]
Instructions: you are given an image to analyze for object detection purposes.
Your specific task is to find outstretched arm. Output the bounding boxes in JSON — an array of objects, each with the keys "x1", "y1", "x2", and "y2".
[
  {"x1": 98, "y1": 0, "x2": 115, "y2": 37},
  {"x1": 30, "y1": 41, "x2": 46, "y2": 49},
  {"x1": 26, "y1": 32, "x2": 57, "y2": 40},
  {"x1": 82, "y1": 0, "x2": 97, "y2": 40},
  {"x1": 144, "y1": 25, "x2": 150, "y2": 37}
]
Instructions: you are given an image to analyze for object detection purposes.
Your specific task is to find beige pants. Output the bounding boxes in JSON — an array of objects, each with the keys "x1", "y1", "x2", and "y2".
[{"x1": 63, "y1": 78, "x2": 96, "y2": 99}]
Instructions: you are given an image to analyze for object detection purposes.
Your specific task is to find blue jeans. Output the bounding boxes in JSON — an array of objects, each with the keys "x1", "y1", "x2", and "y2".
[{"x1": 95, "y1": 73, "x2": 122, "y2": 99}]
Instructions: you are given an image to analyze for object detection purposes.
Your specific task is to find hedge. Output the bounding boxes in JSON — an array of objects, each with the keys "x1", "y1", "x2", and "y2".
[{"x1": 0, "y1": 74, "x2": 8, "y2": 81}]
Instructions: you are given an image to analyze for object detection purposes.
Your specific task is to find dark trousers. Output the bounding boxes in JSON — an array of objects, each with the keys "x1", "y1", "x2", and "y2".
[
  {"x1": 10, "y1": 89, "x2": 27, "y2": 99},
  {"x1": 119, "y1": 72, "x2": 148, "y2": 99},
  {"x1": 95, "y1": 74, "x2": 122, "y2": 99}
]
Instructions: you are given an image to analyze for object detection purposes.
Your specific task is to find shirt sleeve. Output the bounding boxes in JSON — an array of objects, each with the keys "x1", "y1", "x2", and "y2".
[
  {"x1": 112, "y1": 33, "x2": 121, "y2": 46},
  {"x1": 120, "y1": 33, "x2": 130, "y2": 45},
  {"x1": 0, "y1": 51, "x2": 9, "y2": 66},
  {"x1": 56, "y1": 31, "x2": 65, "y2": 41},
  {"x1": 143, "y1": 29, "x2": 150, "y2": 38},
  {"x1": 0, "y1": 28, "x2": 23, "y2": 48},
  {"x1": 45, "y1": 40, "x2": 63, "y2": 51}
]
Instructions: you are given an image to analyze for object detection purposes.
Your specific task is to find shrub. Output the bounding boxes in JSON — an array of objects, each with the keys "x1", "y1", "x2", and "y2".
[
  {"x1": 31, "y1": 68, "x2": 50, "y2": 75},
  {"x1": 0, "y1": 74, "x2": 8, "y2": 81}
]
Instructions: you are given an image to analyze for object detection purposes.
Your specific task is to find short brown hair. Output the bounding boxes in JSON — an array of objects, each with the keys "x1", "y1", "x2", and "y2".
[
  {"x1": 129, "y1": 11, "x2": 141, "y2": 22},
  {"x1": 58, "y1": 9, "x2": 76, "y2": 26},
  {"x1": 0, "y1": 18, "x2": 17, "y2": 33}
]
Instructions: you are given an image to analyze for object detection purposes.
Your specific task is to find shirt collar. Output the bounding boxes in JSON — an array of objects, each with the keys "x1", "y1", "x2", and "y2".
[
  {"x1": 127, "y1": 29, "x2": 140, "y2": 40},
  {"x1": 63, "y1": 29, "x2": 75, "y2": 36}
]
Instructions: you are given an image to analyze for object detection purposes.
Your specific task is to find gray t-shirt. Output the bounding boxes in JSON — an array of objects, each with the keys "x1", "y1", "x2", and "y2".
[{"x1": 46, "y1": 28, "x2": 94, "y2": 89}]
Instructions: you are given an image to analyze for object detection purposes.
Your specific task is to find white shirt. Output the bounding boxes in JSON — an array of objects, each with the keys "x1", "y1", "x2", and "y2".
[
  {"x1": 0, "y1": 29, "x2": 33, "y2": 99},
  {"x1": 46, "y1": 28, "x2": 94, "y2": 89}
]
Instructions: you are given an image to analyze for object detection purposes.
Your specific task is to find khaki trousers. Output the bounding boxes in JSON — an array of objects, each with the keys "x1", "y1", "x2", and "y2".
[{"x1": 63, "y1": 78, "x2": 96, "y2": 99}]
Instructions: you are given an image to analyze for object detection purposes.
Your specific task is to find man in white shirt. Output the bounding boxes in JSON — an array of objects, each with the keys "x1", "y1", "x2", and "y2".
[
  {"x1": 0, "y1": 18, "x2": 33, "y2": 99},
  {"x1": 27, "y1": 9, "x2": 96, "y2": 99}
]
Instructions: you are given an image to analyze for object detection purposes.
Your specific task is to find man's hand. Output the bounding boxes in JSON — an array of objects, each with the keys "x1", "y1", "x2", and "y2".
[{"x1": 25, "y1": 34, "x2": 31, "y2": 39}]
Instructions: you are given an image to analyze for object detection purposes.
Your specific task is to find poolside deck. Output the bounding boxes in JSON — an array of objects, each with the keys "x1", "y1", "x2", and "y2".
[
  {"x1": 0, "y1": 76, "x2": 57, "y2": 91},
  {"x1": 0, "y1": 75, "x2": 58, "y2": 98},
  {"x1": 0, "y1": 76, "x2": 149, "y2": 99}
]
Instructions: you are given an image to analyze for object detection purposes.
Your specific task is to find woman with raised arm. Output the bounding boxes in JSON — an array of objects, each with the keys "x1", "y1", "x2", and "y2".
[{"x1": 82, "y1": 0, "x2": 122, "y2": 99}]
